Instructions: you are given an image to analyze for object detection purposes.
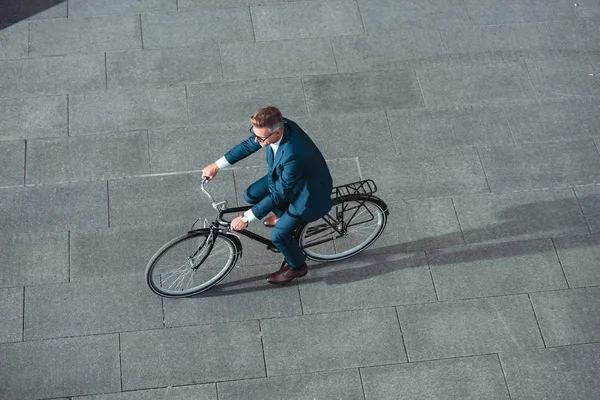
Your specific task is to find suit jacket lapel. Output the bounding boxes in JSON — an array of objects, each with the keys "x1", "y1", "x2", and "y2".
[{"x1": 272, "y1": 126, "x2": 290, "y2": 170}]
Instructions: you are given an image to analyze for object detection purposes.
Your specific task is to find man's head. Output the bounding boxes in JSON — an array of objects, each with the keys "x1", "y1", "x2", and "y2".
[{"x1": 250, "y1": 106, "x2": 284, "y2": 147}]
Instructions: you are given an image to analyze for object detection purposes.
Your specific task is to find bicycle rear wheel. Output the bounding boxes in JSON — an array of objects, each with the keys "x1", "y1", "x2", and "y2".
[
  {"x1": 145, "y1": 230, "x2": 240, "y2": 298},
  {"x1": 297, "y1": 195, "x2": 388, "y2": 261}
]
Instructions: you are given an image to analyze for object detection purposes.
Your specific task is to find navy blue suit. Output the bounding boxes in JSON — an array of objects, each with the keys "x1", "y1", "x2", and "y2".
[{"x1": 224, "y1": 118, "x2": 333, "y2": 267}]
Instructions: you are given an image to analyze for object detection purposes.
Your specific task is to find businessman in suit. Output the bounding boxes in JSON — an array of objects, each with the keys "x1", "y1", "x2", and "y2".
[{"x1": 202, "y1": 106, "x2": 333, "y2": 284}]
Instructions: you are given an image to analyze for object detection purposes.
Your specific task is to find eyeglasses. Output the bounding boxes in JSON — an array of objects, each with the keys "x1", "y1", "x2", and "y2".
[{"x1": 249, "y1": 126, "x2": 279, "y2": 143}]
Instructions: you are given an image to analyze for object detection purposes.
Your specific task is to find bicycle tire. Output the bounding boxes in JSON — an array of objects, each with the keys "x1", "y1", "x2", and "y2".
[
  {"x1": 145, "y1": 229, "x2": 241, "y2": 298},
  {"x1": 297, "y1": 195, "x2": 388, "y2": 262}
]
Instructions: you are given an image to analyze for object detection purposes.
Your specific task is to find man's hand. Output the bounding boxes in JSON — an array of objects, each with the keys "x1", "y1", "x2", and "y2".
[
  {"x1": 202, "y1": 163, "x2": 219, "y2": 182},
  {"x1": 230, "y1": 215, "x2": 248, "y2": 231}
]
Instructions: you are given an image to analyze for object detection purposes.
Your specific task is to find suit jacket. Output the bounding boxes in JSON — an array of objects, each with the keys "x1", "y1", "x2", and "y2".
[{"x1": 224, "y1": 118, "x2": 333, "y2": 222}]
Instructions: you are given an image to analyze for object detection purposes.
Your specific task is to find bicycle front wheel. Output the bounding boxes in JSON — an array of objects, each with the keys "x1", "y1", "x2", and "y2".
[
  {"x1": 145, "y1": 230, "x2": 240, "y2": 298},
  {"x1": 298, "y1": 195, "x2": 388, "y2": 262}
]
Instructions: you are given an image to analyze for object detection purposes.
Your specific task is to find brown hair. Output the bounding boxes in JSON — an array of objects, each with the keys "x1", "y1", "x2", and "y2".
[{"x1": 250, "y1": 106, "x2": 283, "y2": 129}]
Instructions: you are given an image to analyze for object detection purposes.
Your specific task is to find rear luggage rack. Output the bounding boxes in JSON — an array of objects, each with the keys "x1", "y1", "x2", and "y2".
[{"x1": 332, "y1": 179, "x2": 378, "y2": 199}]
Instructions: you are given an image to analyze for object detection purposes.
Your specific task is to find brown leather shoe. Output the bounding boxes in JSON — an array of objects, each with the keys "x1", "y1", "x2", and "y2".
[
  {"x1": 263, "y1": 215, "x2": 279, "y2": 228},
  {"x1": 267, "y1": 264, "x2": 308, "y2": 284}
]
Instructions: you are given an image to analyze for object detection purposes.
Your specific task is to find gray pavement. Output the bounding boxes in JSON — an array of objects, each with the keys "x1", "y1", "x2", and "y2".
[{"x1": 1, "y1": 0, "x2": 599, "y2": 398}]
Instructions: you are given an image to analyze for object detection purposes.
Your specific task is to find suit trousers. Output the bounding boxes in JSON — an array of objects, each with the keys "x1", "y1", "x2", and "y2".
[{"x1": 243, "y1": 175, "x2": 307, "y2": 268}]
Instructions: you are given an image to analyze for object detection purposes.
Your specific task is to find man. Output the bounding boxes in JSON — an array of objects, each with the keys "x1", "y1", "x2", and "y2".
[{"x1": 202, "y1": 106, "x2": 333, "y2": 284}]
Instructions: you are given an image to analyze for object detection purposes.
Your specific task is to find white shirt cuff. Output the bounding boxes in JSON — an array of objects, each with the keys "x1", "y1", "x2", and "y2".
[
  {"x1": 215, "y1": 156, "x2": 231, "y2": 169},
  {"x1": 244, "y1": 209, "x2": 258, "y2": 222}
]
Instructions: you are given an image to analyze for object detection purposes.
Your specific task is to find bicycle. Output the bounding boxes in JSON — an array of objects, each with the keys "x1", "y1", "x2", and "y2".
[{"x1": 145, "y1": 178, "x2": 389, "y2": 298}]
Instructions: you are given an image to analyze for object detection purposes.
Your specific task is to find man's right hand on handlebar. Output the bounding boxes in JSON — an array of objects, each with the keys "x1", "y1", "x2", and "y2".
[{"x1": 202, "y1": 163, "x2": 219, "y2": 182}]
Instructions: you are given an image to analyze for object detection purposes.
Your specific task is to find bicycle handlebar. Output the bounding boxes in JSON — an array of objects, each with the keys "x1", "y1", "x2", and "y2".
[{"x1": 201, "y1": 178, "x2": 227, "y2": 211}]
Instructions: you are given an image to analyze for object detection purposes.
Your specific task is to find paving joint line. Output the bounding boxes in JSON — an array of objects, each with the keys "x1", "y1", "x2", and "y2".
[
  {"x1": 118, "y1": 333, "x2": 123, "y2": 392},
  {"x1": 383, "y1": 111, "x2": 398, "y2": 154},
  {"x1": 67, "y1": 230, "x2": 71, "y2": 283},
  {"x1": 527, "y1": 293, "x2": 547, "y2": 348},
  {"x1": 474, "y1": 146, "x2": 493, "y2": 193},
  {"x1": 450, "y1": 197, "x2": 467, "y2": 245},
  {"x1": 21, "y1": 286, "x2": 25, "y2": 342},
  {"x1": 23, "y1": 139, "x2": 27, "y2": 185},
  {"x1": 355, "y1": 0, "x2": 367, "y2": 34},
  {"x1": 328, "y1": 36, "x2": 340, "y2": 73},
  {"x1": 423, "y1": 250, "x2": 440, "y2": 302},
  {"x1": 139, "y1": 13, "x2": 144, "y2": 49},
  {"x1": 66, "y1": 94, "x2": 70, "y2": 136},
  {"x1": 357, "y1": 367, "x2": 367, "y2": 400},
  {"x1": 436, "y1": 28, "x2": 453, "y2": 65},
  {"x1": 572, "y1": 186, "x2": 593, "y2": 235},
  {"x1": 248, "y1": 6, "x2": 257, "y2": 42},
  {"x1": 522, "y1": 60, "x2": 541, "y2": 101},
  {"x1": 500, "y1": 103, "x2": 518, "y2": 145},
  {"x1": 146, "y1": 130, "x2": 152, "y2": 174},
  {"x1": 106, "y1": 180, "x2": 111, "y2": 228},
  {"x1": 496, "y1": 353, "x2": 514, "y2": 400},
  {"x1": 394, "y1": 307, "x2": 410, "y2": 362},
  {"x1": 550, "y1": 237, "x2": 571, "y2": 289},
  {"x1": 258, "y1": 320, "x2": 268, "y2": 377},
  {"x1": 300, "y1": 77, "x2": 310, "y2": 118}
]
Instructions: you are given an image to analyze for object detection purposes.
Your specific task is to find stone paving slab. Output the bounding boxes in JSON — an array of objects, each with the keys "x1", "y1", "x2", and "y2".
[
  {"x1": 479, "y1": 140, "x2": 600, "y2": 192},
  {"x1": 573, "y1": 1, "x2": 600, "y2": 18},
  {"x1": 26, "y1": 131, "x2": 151, "y2": 184},
  {"x1": 529, "y1": 286, "x2": 600, "y2": 346},
  {"x1": 120, "y1": 321, "x2": 265, "y2": 390},
  {"x1": 217, "y1": 369, "x2": 364, "y2": 400},
  {"x1": 417, "y1": 63, "x2": 537, "y2": 107},
  {"x1": 296, "y1": 111, "x2": 394, "y2": 158},
  {"x1": 141, "y1": 8, "x2": 254, "y2": 49},
  {"x1": 24, "y1": 278, "x2": 163, "y2": 340},
  {"x1": 0, "y1": 334, "x2": 121, "y2": 400},
  {"x1": 372, "y1": 198, "x2": 464, "y2": 252},
  {"x1": 70, "y1": 223, "x2": 187, "y2": 281},
  {"x1": 452, "y1": 189, "x2": 589, "y2": 244},
  {"x1": 526, "y1": 59, "x2": 600, "y2": 98},
  {"x1": 463, "y1": 0, "x2": 576, "y2": 25},
  {"x1": 574, "y1": 184, "x2": 600, "y2": 233},
  {"x1": 107, "y1": 45, "x2": 222, "y2": 90},
  {"x1": 553, "y1": 234, "x2": 600, "y2": 287},
  {"x1": 303, "y1": 69, "x2": 425, "y2": 115},
  {"x1": 179, "y1": 0, "x2": 284, "y2": 9},
  {"x1": 503, "y1": 98, "x2": 600, "y2": 144},
  {"x1": 221, "y1": 38, "x2": 337, "y2": 81},
  {"x1": 251, "y1": 1, "x2": 364, "y2": 41},
  {"x1": 0, "y1": 95, "x2": 67, "y2": 141},
  {"x1": 108, "y1": 170, "x2": 235, "y2": 227},
  {"x1": 30, "y1": 15, "x2": 142, "y2": 57},
  {"x1": 298, "y1": 250, "x2": 435, "y2": 314},
  {"x1": 162, "y1": 265, "x2": 302, "y2": 327},
  {"x1": 0, "y1": 231, "x2": 68, "y2": 287},
  {"x1": 68, "y1": 0, "x2": 177, "y2": 17},
  {"x1": 74, "y1": 384, "x2": 217, "y2": 400},
  {"x1": 359, "y1": 148, "x2": 489, "y2": 199},
  {"x1": 331, "y1": 30, "x2": 449, "y2": 73},
  {"x1": 441, "y1": 22, "x2": 598, "y2": 65},
  {"x1": 0, "y1": 140, "x2": 24, "y2": 186},
  {"x1": 0, "y1": 21, "x2": 27, "y2": 60},
  {"x1": 387, "y1": 105, "x2": 513, "y2": 151},
  {"x1": 187, "y1": 78, "x2": 307, "y2": 124},
  {"x1": 357, "y1": 0, "x2": 471, "y2": 31},
  {"x1": 397, "y1": 294, "x2": 544, "y2": 361},
  {"x1": 0, "y1": 54, "x2": 105, "y2": 98},
  {"x1": 427, "y1": 238, "x2": 568, "y2": 301},
  {"x1": 261, "y1": 308, "x2": 406, "y2": 376},
  {"x1": 500, "y1": 343, "x2": 600, "y2": 400},
  {"x1": 0, "y1": 180, "x2": 108, "y2": 232},
  {"x1": 69, "y1": 87, "x2": 189, "y2": 135},
  {"x1": 26, "y1": 1, "x2": 68, "y2": 20},
  {"x1": 148, "y1": 122, "x2": 260, "y2": 174},
  {"x1": 360, "y1": 354, "x2": 510, "y2": 400},
  {"x1": 0, "y1": 287, "x2": 22, "y2": 343}
]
